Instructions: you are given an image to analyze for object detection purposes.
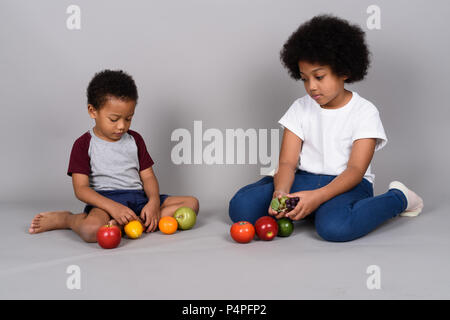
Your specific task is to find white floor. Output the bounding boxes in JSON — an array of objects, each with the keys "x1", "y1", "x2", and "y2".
[{"x1": 1, "y1": 199, "x2": 449, "y2": 300}]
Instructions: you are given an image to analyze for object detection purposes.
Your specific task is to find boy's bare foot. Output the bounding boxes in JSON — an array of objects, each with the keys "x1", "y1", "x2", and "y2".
[{"x1": 29, "y1": 211, "x2": 72, "y2": 234}]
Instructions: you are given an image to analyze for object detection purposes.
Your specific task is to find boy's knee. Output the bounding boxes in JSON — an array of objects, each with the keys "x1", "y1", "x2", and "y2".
[
  {"x1": 187, "y1": 196, "x2": 200, "y2": 214},
  {"x1": 175, "y1": 196, "x2": 199, "y2": 214},
  {"x1": 191, "y1": 197, "x2": 200, "y2": 214},
  {"x1": 79, "y1": 223, "x2": 102, "y2": 243}
]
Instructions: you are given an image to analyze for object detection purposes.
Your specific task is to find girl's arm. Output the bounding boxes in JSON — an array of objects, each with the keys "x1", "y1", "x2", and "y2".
[
  {"x1": 287, "y1": 138, "x2": 376, "y2": 220},
  {"x1": 269, "y1": 128, "x2": 303, "y2": 218},
  {"x1": 274, "y1": 128, "x2": 303, "y2": 193},
  {"x1": 318, "y1": 138, "x2": 376, "y2": 202}
]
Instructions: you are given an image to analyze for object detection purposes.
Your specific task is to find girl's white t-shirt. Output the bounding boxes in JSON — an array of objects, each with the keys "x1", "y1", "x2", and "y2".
[{"x1": 278, "y1": 91, "x2": 387, "y2": 184}]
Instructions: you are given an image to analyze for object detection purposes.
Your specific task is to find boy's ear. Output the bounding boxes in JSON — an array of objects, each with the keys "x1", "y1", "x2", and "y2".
[{"x1": 87, "y1": 104, "x2": 97, "y2": 119}]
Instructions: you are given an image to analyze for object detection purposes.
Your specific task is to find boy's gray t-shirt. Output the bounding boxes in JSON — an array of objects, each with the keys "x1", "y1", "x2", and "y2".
[{"x1": 67, "y1": 128, "x2": 154, "y2": 191}]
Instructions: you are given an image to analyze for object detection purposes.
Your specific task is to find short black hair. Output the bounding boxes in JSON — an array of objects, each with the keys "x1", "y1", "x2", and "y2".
[
  {"x1": 280, "y1": 14, "x2": 371, "y2": 83},
  {"x1": 87, "y1": 69, "x2": 138, "y2": 109}
]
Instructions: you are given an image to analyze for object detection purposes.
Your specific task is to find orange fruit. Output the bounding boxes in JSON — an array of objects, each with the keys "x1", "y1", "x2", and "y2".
[
  {"x1": 124, "y1": 220, "x2": 144, "y2": 239},
  {"x1": 158, "y1": 216, "x2": 178, "y2": 235}
]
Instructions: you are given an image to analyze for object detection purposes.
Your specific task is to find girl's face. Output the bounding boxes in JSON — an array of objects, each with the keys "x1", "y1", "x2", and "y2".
[
  {"x1": 298, "y1": 61, "x2": 351, "y2": 109},
  {"x1": 88, "y1": 96, "x2": 135, "y2": 142}
]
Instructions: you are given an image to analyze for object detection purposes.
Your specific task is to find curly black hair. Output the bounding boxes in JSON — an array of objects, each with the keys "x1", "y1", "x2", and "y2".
[
  {"x1": 280, "y1": 14, "x2": 370, "y2": 83},
  {"x1": 87, "y1": 69, "x2": 138, "y2": 109}
]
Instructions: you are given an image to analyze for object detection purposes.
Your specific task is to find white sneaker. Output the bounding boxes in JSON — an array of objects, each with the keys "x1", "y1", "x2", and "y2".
[{"x1": 389, "y1": 181, "x2": 424, "y2": 217}]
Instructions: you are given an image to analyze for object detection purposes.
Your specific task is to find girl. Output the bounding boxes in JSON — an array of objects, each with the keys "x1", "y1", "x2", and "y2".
[{"x1": 228, "y1": 15, "x2": 423, "y2": 242}]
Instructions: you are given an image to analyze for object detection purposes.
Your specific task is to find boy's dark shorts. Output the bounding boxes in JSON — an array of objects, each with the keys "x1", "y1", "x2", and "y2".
[{"x1": 83, "y1": 189, "x2": 170, "y2": 216}]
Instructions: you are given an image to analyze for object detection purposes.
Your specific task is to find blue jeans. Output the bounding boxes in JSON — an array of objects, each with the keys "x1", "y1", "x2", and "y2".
[{"x1": 228, "y1": 170, "x2": 407, "y2": 242}]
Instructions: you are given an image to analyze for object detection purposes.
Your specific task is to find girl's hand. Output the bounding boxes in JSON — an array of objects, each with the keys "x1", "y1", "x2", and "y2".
[
  {"x1": 285, "y1": 190, "x2": 325, "y2": 221},
  {"x1": 268, "y1": 190, "x2": 289, "y2": 219},
  {"x1": 140, "y1": 201, "x2": 161, "y2": 232}
]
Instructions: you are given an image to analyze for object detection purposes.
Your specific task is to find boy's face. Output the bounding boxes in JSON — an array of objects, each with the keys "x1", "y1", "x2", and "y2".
[
  {"x1": 88, "y1": 96, "x2": 136, "y2": 142},
  {"x1": 298, "y1": 61, "x2": 350, "y2": 109}
]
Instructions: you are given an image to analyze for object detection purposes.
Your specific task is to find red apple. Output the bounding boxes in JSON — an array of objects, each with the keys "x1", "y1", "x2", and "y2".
[
  {"x1": 96, "y1": 224, "x2": 121, "y2": 249},
  {"x1": 254, "y1": 216, "x2": 278, "y2": 241}
]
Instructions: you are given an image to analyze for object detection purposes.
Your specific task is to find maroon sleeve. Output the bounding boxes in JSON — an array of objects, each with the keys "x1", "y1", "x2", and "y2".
[
  {"x1": 67, "y1": 132, "x2": 91, "y2": 176},
  {"x1": 128, "y1": 130, "x2": 154, "y2": 171}
]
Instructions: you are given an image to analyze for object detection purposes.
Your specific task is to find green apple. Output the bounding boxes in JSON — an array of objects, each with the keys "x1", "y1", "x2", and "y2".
[{"x1": 174, "y1": 206, "x2": 197, "y2": 230}]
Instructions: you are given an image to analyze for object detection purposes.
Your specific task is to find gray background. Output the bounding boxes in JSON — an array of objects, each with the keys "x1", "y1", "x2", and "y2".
[{"x1": 1, "y1": 0, "x2": 449, "y2": 300}]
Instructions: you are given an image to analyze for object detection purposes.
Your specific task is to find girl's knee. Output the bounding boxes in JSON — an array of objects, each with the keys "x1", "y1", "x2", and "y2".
[
  {"x1": 229, "y1": 193, "x2": 264, "y2": 225},
  {"x1": 228, "y1": 192, "x2": 246, "y2": 222},
  {"x1": 315, "y1": 220, "x2": 355, "y2": 242},
  {"x1": 229, "y1": 178, "x2": 274, "y2": 224}
]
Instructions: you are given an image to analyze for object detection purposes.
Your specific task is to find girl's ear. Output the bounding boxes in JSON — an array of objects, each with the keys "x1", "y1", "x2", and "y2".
[{"x1": 87, "y1": 104, "x2": 97, "y2": 119}]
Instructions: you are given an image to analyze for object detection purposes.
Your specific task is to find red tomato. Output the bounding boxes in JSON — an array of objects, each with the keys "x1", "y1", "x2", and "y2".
[
  {"x1": 96, "y1": 224, "x2": 121, "y2": 249},
  {"x1": 230, "y1": 221, "x2": 255, "y2": 243},
  {"x1": 254, "y1": 216, "x2": 278, "y2": 241}
]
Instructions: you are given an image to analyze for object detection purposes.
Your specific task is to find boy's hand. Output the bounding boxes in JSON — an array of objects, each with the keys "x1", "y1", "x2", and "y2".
[
  {"x1": 285, "y1": 190, "x2": 325, "y2": 220},
  {"x1": 109, "y1": 203, "x2": 140, "y2": 226},
  {"x1": 140, "y1": 201, "x2": 161, "y2": 233}
]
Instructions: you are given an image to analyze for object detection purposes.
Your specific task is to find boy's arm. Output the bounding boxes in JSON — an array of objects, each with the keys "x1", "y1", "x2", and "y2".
[
  {"x1": 139, "y1": 167, "x2": 160, "y2": 207},
  {"x1": 72, "y1": 173, "x2": 139, "y2": 224},
  {"x1": 139, "y1": 167, "x2": 161, "y2": 232}
]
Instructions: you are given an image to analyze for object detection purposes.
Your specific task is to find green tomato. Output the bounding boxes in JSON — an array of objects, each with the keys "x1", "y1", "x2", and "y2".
[{"x1": 277, "y1": 218, "x2": 294, "y2": 237}]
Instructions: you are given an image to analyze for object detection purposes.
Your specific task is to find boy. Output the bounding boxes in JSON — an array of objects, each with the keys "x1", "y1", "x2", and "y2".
[{"x1": 29, "y1": 70, "x2": 199, "y2": 242}]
